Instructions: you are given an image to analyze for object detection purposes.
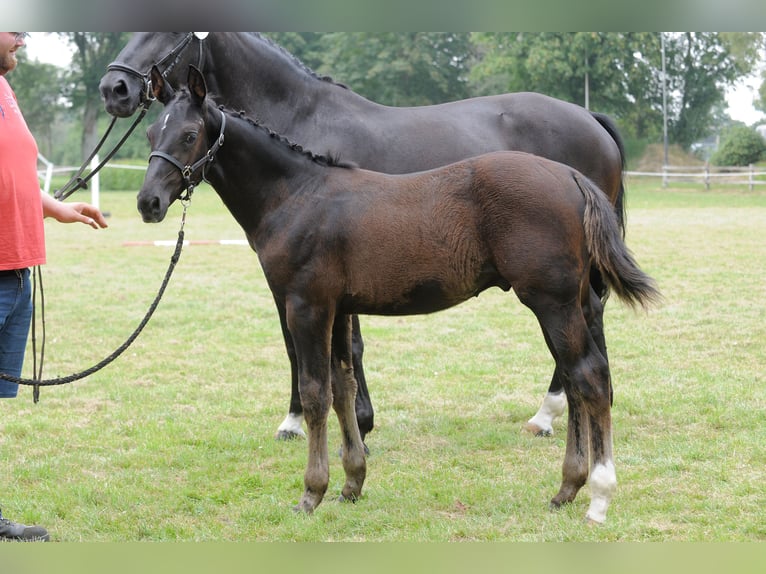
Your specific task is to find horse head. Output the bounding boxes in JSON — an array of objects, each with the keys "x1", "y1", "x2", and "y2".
[
  {"x1": 100, "y1": 33, "x2": 202, "y2": 117},
  {"x1": 137, "y1": 65, "x2": 218, "y2": 223}
]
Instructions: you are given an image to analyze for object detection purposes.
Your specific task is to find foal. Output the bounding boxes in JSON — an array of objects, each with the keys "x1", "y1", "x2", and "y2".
[{"x1": 138, "y1": 67, "x2": 659, "y2": 523}]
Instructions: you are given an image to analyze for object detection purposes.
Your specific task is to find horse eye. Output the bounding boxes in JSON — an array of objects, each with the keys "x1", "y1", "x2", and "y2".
[{"x1": 184, "y1": 132, "x2": 198, "y2": 145}]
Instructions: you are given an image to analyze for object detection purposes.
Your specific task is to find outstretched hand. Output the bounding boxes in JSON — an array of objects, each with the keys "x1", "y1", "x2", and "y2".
[
  {"x1": 62, "y1": 202, "x2": 109, "y2": 229},
  {"x1": 41, "y1": 192, "x2": 108, "y2": 229}
]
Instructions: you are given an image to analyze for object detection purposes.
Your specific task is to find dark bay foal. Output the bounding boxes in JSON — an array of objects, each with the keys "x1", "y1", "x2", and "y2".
[{"x1": 138, "y1": 67, "x2": 659, "y2": 523}]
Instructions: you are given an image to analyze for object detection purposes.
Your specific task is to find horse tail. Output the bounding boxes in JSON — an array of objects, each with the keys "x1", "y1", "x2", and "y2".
[
  {"x1": 575, "y1": 172, "x2": 661, "y2": 310},
  {"x1": 591, "y1": 111, "x2": 627, "y2": 238}
]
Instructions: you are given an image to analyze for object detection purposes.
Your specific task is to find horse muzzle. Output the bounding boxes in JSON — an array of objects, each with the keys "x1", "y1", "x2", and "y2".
[
  {"x1": 137, "y1": 190, "x2": 170, "y2": 223},
  {"x1": 99, "y1": 71, "x2": 143, "y2": 118}
]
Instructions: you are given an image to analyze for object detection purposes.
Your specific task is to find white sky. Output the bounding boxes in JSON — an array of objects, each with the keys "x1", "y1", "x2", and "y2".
[{"x1": 23, "y1": 32, "x2": 765, "y2": 125}]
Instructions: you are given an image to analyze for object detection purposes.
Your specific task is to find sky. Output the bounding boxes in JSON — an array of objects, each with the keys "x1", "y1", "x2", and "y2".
[{"x1": 24, "y1": 32, "x2": 765, "y2": 126}]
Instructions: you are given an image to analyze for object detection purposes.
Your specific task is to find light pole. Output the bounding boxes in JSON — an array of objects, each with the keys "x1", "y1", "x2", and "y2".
[{"x1": 661, "y1": 32, "x2": 669, "y2": 167}]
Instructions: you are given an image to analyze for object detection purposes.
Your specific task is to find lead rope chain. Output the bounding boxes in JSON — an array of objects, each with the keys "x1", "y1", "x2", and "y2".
[{"x1": 0, "y1": 204, "x2": 189, "y2": 403}]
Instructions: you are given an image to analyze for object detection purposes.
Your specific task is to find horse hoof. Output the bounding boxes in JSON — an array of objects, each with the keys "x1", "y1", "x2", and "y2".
[
  {"x1": 523, "y1": 421, "x2": 553, "y2": 437},
  {"x1": 584, "y1": 515, "x2": 604, "y2": 526},
  {"x1": 275, "y1": 429, "x2": 306, "y2": 441},
  {"x1": 338, "y1": 493, "x2": 358, "y2": 504}
]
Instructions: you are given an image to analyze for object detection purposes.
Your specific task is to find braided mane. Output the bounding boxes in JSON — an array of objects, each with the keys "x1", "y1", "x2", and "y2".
[{"x1": 216, "y1": 103, "x2": 356, "y2": 169}]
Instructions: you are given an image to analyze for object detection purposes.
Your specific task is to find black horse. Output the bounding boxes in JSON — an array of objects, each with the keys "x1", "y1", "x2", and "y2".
[
  {"x1": 101, "y1": 32, "x2": 628, "y2": 443},
  {"x1": 138, "y1": 66, "x2": 659, "y2": 523}
]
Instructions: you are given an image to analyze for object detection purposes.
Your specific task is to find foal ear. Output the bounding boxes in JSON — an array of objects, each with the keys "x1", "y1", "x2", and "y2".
[
  {"x1": 187, "y1": 65, "x2": 207, "y2": 105},
  {"x1": 150, "y1": 65, "x2": 174, "y2": 104}
]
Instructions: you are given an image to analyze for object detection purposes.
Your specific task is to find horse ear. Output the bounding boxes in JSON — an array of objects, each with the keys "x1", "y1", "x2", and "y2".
[
  {"x1": 187, "y1": 65, "x2": 207, "y2": 105},
  {"x1": 150, "y1": 65, "x2": 174, "y2": 104}
]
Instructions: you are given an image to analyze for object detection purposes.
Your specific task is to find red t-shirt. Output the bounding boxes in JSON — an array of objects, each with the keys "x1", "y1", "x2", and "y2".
[{"x1": 0, "y1": 75, "x2": 45, "y2": 270}]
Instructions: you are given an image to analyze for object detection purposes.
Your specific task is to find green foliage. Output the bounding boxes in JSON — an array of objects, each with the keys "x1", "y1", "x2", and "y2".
[
  {"x1": 710, "y1": 125, "x2": 766, "y2": 166},
  {"x1": 314, "y1": 32, "x2": 474, "y2": 106},
  {"x1": 99, "y1": 160, "x2": 147, "y2": 191}
]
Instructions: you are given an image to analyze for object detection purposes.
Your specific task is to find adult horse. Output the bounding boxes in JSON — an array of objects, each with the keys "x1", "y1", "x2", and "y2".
[
  {"x1": 138, "y1": 66, "x2": 658, "y2": 523},
  {"x1": 100, "y1": 32, "x2": 628, "y2": 443}
]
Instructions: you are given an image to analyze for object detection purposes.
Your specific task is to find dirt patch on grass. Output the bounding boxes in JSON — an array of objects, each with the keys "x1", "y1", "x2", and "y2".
[{"x1": 634, "y1": 143, "x2": 705, "y2": 172}]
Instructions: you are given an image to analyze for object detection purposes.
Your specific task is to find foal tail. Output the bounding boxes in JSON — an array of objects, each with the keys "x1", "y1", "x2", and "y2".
[{"x1": 575, "y1": 173, "x2": 661, "y2": 310}]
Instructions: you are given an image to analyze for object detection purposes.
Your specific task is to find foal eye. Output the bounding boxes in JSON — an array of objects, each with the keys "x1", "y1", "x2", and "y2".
[{"x1": 184, "y1": 132, "x2": 198, "y2": 145}]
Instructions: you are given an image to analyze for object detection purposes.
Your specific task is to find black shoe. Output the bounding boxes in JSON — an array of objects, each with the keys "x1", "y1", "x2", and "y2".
[{"x1": 0, "y1": 509, "x2": 50, "y2": 542}]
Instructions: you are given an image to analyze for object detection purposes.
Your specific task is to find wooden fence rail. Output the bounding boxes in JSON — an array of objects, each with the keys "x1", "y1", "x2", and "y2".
[{"x1": 626, "y1": 163, "x2": 766, "y2": 190}]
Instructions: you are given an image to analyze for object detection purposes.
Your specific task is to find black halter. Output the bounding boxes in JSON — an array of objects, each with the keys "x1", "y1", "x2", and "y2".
[{"x1": 148, "y1": 108, "x2": 226, "y2": 201}]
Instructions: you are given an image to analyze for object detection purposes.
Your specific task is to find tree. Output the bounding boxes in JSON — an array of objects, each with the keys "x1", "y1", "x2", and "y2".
[
  {"x1": 315, "y1": 33, "x2": 473, "y2": 106},
  {"x1": 61, "y1": 33, "x2": 130, "y2": 160},
  {"x1": 469, "y1": 32, "x2": 764, "y2": 150}
]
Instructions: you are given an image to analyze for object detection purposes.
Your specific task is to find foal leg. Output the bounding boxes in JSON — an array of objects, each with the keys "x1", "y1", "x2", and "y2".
[
  {"x1": 287, "y1": 300, "x2": 334, "y2": 514},
  {"x1": 581, "y1": 287, "x2": 616, "y2": 524},
  {"x1": 332, "y1": 315, "x2": 367, "y2": 502},
  {"x1": 528, "y1": 298, "x2": 615, "y2": 523}
]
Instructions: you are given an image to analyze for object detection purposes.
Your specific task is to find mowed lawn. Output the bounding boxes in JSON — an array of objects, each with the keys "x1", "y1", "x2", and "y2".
[{"x1": 2, "y1": 180, "x2": 764, "y2": 541}]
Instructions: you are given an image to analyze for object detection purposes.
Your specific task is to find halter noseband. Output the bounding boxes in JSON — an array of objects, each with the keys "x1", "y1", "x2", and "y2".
[
  {"x1": 106, "y1": 32, "x2": 201, "y2": 105},
  {"x1": 148, "y1": 109, "x2": 226, "y2": 201}
]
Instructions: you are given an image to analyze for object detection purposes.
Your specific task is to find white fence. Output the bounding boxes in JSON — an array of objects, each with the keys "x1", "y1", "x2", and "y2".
[
  {"x1": 626, "y1": 163, "x2": 766, "y2": 190},
  {"x1": 38, "y1": 153, "x2": 146, "y2": 209}
]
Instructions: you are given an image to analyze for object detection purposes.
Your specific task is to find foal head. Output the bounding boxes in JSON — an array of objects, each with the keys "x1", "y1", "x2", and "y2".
[{"x1": 138, "y1": 65, "x2": 218, "y2": 222}]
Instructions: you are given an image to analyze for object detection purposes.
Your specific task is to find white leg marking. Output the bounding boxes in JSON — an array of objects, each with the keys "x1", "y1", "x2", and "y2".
[
  {"x1": 525, "y1": 392, "x2": 567, "y2": 436},
  {"x1": 276, "y1": 412, "x2": 306, "y2": 438},
  {"x1": 586, "y1": 461, "x2": 617, "y2": 524}
]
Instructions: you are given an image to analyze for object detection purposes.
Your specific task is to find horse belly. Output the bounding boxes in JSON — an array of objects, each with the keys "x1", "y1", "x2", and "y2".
[{"x1": 340, "y1": 259, "x2": 504, "y2": 317}]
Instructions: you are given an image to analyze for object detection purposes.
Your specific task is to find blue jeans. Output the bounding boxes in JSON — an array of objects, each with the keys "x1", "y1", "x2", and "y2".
[{"x1": 0, "y1": 269, "x2": 32, "y2": 399}]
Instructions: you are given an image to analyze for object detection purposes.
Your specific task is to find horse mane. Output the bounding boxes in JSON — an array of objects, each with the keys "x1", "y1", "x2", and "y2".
[
  {"x1": 217, "y1": 103, "x2": 357, "y2": 170},
  {"x1": 248, "y1": 32, "x2": 349, "y2": 90}
]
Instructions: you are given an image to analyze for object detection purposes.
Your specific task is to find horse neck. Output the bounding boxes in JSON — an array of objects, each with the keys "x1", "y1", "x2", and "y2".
[
  {"x1": 203, "y1": 105, "x2": 323, "y2": 228},
  {"x1": 205, "y1": 33, "x2": 375, "y2": 135}
]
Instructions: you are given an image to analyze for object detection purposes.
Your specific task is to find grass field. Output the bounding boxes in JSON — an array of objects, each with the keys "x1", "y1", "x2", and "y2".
[{"x1": 2, "y1": 180, "x2": 764, "y2": 541}]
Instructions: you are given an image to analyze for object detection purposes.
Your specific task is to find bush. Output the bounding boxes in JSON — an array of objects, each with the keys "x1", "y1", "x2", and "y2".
[
  {"x1": 710, "y1": 126, "x2": 766, "y2": 166},
  {"x1": 99, "y1": 160, "x2": 147, "y2": 191}
]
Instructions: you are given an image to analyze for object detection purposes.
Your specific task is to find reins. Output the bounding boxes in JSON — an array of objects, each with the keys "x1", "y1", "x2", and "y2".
[
  {"x1": 54, "y1": 104, "x2": 152, "y2": 201},
  {"x1": 0, "y1": 203, "x2": 190, "y2": 403}
]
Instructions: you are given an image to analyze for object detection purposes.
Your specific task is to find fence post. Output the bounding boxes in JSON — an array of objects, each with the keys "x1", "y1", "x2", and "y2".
[
  {"x1": 705, "y1": 162, "x2": 710, "y2": 190},
  {"x1": 662, "y1": 165, "x2": 667, "y2": 188},
  {"x1": 90, "y1": 154, "x2": 100, "y2": 210},
  {"x1": 749, "y1": 164, "x2": 754, "y2": 191}
]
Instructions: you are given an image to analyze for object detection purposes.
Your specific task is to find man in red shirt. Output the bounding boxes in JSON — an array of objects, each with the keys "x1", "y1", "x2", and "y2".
[{"x1": 1, "y1": 32, "x2": 108, "y2": 542}]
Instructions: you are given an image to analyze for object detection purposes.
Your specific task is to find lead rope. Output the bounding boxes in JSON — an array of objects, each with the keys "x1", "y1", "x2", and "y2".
[
  {"x1": 31, "y1": 266, "x2": 46, "y2": 402},
  {"x1": 0, "y1": 203, "x2": 189, "y2": 403}
]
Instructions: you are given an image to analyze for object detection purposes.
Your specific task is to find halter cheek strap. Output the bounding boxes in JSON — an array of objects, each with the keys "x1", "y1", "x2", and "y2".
[{"x1": 148, "y1": 109, "x2": 226, "y2": 201}]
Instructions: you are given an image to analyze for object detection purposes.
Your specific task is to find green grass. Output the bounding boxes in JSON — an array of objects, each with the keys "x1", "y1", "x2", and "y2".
[{"x1": 2, "y1": 182, "x2": 765, "y2": 541}]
